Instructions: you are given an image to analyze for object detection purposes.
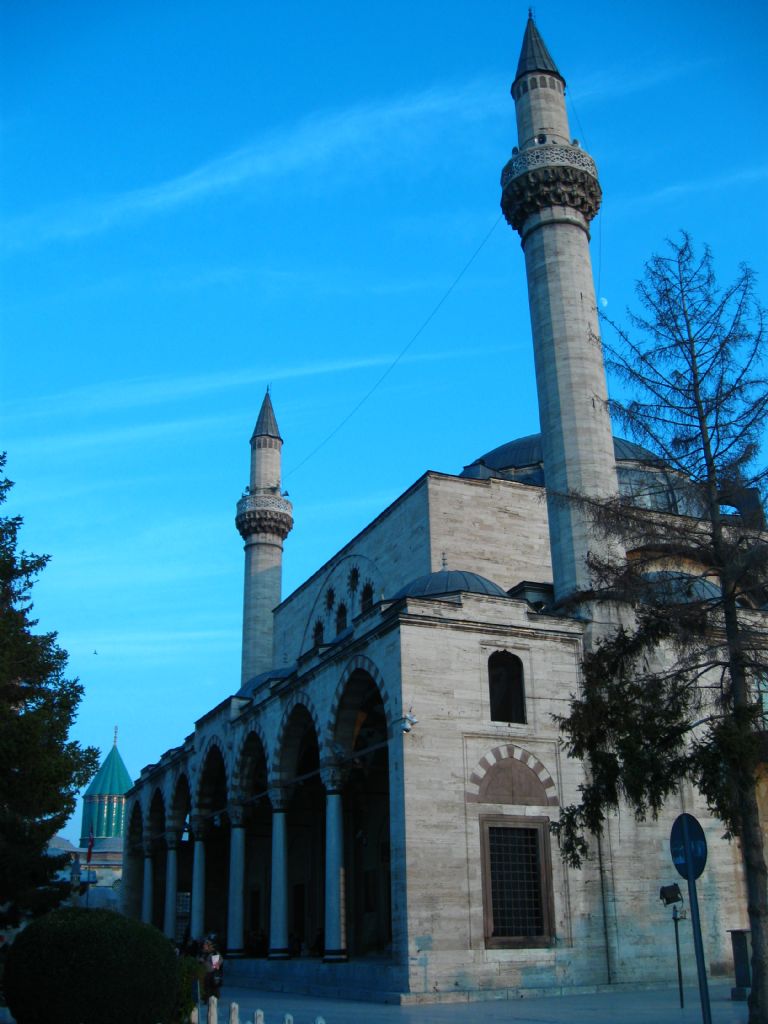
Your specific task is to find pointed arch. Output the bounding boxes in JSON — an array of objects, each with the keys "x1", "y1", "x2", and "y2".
[
  {"x1": 196, "y1": 740, "x2": 229, "y2": 816},
  {"x1": 466, "y1": 744, "x2": 558, "y2": 805},
  {"x1": 275, "y1": 694, "x2": 324, "y2": 781},
  {"x1": 148, "y1": 787, "x2": 166, "y2": 841},
  {"x1": 234, "y1": 728, "x2": 270, "y2": 804},
  {"x1": 126, "y1": 799, "x2": 144, "y2": 848},
  {"x1": 169, "y1": 773, "x2": 192, "y2": 833},
  {"x1": 326, "y1": 656, "x2": 392, "y2": 749}
]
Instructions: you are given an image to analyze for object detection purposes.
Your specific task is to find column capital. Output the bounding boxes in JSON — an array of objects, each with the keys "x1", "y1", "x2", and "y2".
[
  {"x1": 142, "y1": 839, "x2": 154, "y2": 858},
  {"x1": 320, "y1": 766, "x2": 348, "y2": 794},
  {"x1": 190, "y1": 814, "x2": 209, "y2": 839},
  {"x1": 228, "y1": 802, "x2": 247, "y2": 828},
  {"x1": 268, "y1": 786, "x2": 291, "y2": 812},
  {"x1": 165, "y1": 830, "x2": 180, "y2": 850}
]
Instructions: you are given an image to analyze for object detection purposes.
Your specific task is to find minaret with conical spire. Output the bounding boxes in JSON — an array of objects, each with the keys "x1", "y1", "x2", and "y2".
[
  {"x1": 501, "y1": 13, "x2": 620, "y2": 604},
  {"x1": 235, "y1": 390, "x2": 293, "y2": 684}
]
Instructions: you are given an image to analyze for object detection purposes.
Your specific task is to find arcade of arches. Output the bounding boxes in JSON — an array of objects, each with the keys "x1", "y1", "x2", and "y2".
[{"x1": 123, "y1": 671, "x2": 391, "y2": 961}]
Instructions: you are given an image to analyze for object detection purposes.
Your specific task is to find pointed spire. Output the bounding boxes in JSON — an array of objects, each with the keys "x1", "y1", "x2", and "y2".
[
  {"x1": 252, "y1": 388, "x2": 282, "y2": 442},
  {"x1": 514, "y1": 12, "x2": 562, "y2": 86},
  {"x1": 84, "y1": 743, "x2": 132, "y2": 797}
]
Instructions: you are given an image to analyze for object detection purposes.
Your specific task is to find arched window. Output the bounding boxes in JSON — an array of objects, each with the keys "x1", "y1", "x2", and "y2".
[
  {"x1": 313, "y1": 620, "x2": 324, "y2": 646},
  {"x1": 361, "y1": 582, "x2": 374, "y2": 614},
  {"x1": 336, "y1": 603, "x2": 348, "y2": 635},
  {"x1": 488, "y1": 651, "x2": 526, "y2": 724}
]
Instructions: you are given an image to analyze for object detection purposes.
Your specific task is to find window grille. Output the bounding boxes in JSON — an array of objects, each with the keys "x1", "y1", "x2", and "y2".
[
  {"x1": 481, "y1": 817, "x2": 553, "y2": 948},
  {"x1": 488, "y1": 826, "x2": 543, "y2": 937}
]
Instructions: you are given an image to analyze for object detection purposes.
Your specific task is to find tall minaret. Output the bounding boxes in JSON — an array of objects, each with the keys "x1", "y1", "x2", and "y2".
[
  {"x1": 235, "y1": 390, "x2": 293, "y2": 684},
  {"x1": 501, "y1": 14, "x2": 619, "y2": 605}
]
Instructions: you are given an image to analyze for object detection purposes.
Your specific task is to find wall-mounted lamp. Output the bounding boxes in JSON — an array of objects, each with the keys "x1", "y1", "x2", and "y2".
[
  {"x1": 660, "y1": 883, "x2": 683, "y2": 906},
  {"x1": 401, "y1": 706, "x2": 418, "y2": 733}
]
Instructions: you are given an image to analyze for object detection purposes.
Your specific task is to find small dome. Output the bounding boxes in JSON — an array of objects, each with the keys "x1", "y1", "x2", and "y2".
[{"x1": 391, "y1": 570, "x2": 508, "y2": 601}]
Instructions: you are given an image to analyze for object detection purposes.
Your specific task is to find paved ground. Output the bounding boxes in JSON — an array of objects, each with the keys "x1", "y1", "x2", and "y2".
[
  {"x1": 0, "y1": 982, "x2": 749, "y2": 1023},
  {"x1": 209, "y1": 982, "x2": 748, "y2": 1024}
]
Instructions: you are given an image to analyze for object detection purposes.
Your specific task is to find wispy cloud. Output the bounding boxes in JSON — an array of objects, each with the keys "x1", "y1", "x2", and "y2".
[
  {"x1": 5, "y1": 345, "x2": 511, "y2": 426},
  {"x1": 623, "y1": 165, "x2": 768, "y2": 210},
  {"x1": 6, "y1": 411, "x2": 243, "y2": 456},
  {"x1": 3, "y1": 79, "x2": 500, "y2": 254},
  {"x1": 569, "y1": 58, "x2": 715, "y2": 106}
]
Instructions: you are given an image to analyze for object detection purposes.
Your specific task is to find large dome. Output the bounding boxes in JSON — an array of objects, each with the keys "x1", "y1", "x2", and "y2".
[
  {"x1": 390, "y1": 570, "x2": 508, "y2": 601},
  {"x1": 459, "y1": 432, "x2": 699, "y2": 515},
  {"x1": 461, "y1": 433, "x2": 657, "y2": 482}
]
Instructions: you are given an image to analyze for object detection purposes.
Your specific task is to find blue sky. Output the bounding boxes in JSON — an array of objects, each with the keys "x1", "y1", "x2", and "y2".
[{"x1": 2, "y1": 1, "x2": 767, "y2": 844}]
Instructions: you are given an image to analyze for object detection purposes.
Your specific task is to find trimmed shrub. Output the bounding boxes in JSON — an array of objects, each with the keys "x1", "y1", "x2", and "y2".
[
  {"x1": 174, "y1": 955, "x2": 206, "y2": 1022},
  {"x1": 4, "y1": 907, "x2": 178, "y2": 1024}
]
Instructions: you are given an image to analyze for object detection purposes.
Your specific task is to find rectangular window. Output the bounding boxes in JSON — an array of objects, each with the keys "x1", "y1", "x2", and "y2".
[{"x1": 481, "y1": 816, "x2": 554, "y2": 948}]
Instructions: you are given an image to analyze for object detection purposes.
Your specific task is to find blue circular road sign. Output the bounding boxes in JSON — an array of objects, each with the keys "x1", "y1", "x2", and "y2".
[{"x1": 670, "y1": 813, "x2": 707, "y2": 880}]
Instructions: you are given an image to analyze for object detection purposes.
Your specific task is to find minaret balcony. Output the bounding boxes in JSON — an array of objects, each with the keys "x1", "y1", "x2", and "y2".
[
  {"x1": 501, "y1": 143, "x2": 602, "y2": 232},
  {"x1": 235, "y1": 492, "x2": 293, "y2": 540}
]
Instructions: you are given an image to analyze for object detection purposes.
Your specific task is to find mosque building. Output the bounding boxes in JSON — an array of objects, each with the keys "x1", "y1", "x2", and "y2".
[{"x1": 121, "y1": 16, "x2": 758, "y2": 1000}]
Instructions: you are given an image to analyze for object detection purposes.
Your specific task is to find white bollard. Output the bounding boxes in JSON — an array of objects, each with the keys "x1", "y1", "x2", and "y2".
[
  {"x1": 254, "y1": 1011, "x2": 265, "y2": 1024},
  {"x1": 283, "y1": 1015, "x2": 294, "y2": 1024},
  {"x1": 229, "y1": 1002, "x2": 239, "y2": 1024},
  {"x1": 315, "y1": 1018, "x2": 327, "y2": 1024},
  {"x1": 207, "y1": 995, "x2": 218, "y2": 1024},
  {"x1": 190, "y1": 1008, "x2": 199, "y2": 1024}
]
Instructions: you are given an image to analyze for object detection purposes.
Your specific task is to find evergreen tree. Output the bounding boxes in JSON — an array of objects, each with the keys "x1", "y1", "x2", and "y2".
[
  {"x1": 552, "y1": 236, "x2": 768, "y2": 1023},
  {"x1": 0, "y1": 455, "x2": 99, "y2": 923}
]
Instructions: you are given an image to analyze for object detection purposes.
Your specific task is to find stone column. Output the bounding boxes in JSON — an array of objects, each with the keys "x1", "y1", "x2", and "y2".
[
  {"x1": 268, "y1": 791, "x2": 290, "y2": 958},
  {"x1": 141, "y1": 840, "x2": 154, "y2": 925},
  {"x1": 227, "y1": 804, "x2": 246, "y2": 956},
  {"x1": 190, "y1": 815, "x2": 207, "y2": 941},
  {"x1": 163, "y1": 833, "x2": 179, "y2": 940},
  {"x1": 322, "y1": 768, "x2": 348, "y2": 961}
]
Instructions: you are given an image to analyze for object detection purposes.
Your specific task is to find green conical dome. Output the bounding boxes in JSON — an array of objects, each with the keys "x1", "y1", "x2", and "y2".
[
  {"x1": 79, "y1": 739, "x2": 133, "y2": 849},
  {"x1": 85, "y1": 744, "x2": 132, "y2": 798}
]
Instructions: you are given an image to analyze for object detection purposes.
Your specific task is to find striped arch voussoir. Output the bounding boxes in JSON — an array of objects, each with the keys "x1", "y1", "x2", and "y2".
[
  {"x1": 231, "y1": 723, "x2": 271, "y2": 801},
  {"x1": 275, "y1": 693, "x2": 324, "y2": 774},
  {"x1": 194, "y1": 735, "x2": 229, "y2": 810},
  {"x1": 465, "y1": 743, "x2": 559, "y2": 805},
  {"x1": 325, "y1": 655, "x2": 393, "y2": 747}
]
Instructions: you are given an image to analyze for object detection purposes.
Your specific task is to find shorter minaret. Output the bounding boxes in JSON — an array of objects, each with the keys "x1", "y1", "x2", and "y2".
[{"x1": 236, "y1": 390, "x2": 293, "y2": 685}]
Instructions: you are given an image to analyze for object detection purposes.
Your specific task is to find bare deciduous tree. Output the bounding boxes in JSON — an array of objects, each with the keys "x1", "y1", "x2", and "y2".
[{"x1": 553, "y1": 234, "x2": 768, "y2": 1023}]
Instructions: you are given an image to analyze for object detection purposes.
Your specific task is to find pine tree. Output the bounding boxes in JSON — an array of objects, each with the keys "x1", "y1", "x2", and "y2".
[
  {"x1": 0, "y1": 455, "x2": 99, "y2": 923},
  {"x1": 552, "y1": 236, "x2": 768, "y2": 1023}
]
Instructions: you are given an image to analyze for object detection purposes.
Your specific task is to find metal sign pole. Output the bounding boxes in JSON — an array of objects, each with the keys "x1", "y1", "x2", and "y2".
[
  {"x1": 672, "y1": 904, "x2": 684, "y2": 1009},
  {"x1": 682, "y1": 814, "x2": 712, "y2": 1024}
]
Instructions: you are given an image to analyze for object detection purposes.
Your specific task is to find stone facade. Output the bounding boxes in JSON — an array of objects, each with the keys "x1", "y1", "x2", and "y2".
[{"x1": 121, "y1": 15, "x2": 755, "y2": 1004}]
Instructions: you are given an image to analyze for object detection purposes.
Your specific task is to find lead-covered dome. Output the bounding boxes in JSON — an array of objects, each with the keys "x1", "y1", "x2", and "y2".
[
  {"x1": 460, "y1": 432, "x2": 704, "y2": 516},
  {"x1": 462, "y1": 432, "x2": 657, "y2": 482},
  {"x1": 391, "y1": 570, "x2": 508, "y2": 601}
]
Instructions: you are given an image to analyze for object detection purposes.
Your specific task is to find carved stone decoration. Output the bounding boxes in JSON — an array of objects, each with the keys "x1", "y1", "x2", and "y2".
[
  {"x1": 320, "y1": 765, "x2": 349, "y2": 794},
  {"x1": 502, "y1": 143, "x2": 599, "y2": 181},
  {"x1": 268, "y1": 786, "x2": 292, "y2": 812},
  {"x1": 235, "y1": 492, "x2": 294, "y2": 541},
  {"x1": 228, "y1": 802, "x2": 246, "y2": 828},
  {"x1": 501, "y1": 146, "x2": 602, "y2": 232},
  {"x1": 190, "y1": 814, "x2": 209, "y2": 840}
]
